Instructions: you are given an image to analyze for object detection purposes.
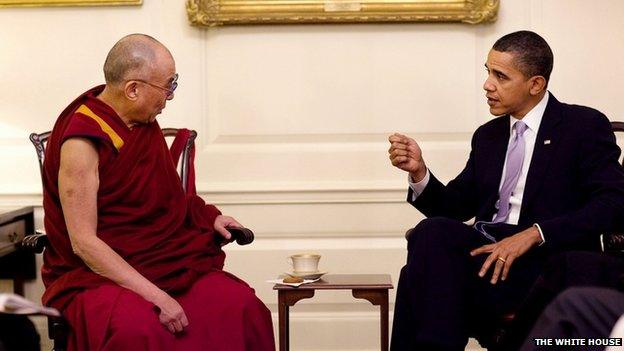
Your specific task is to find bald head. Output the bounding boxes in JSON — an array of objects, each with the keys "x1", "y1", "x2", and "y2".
[{"x1": 103, "y1": 34, "x2": 172, "y2": 85}]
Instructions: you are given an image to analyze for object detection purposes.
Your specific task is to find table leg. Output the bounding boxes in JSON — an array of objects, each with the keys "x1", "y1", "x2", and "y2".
[
  {"x1": 380, "y1": 291, "x2": 389, "y2": 351},
  {"x1": 278, "y1": 289, "x2": 315, "y2": 351},
  {"x1": 278, "y1": 292, "x2": 289, "y2": 351},
  {"x1": 353, "y1": 289, "x2": 390, "y2": 351}
]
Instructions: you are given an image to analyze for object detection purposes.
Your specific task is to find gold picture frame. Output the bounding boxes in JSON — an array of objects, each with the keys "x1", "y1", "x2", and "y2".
[
  {"x1": 0, "y1": 0, "x2": 141, "y2": 7},
  {"x1": 186, "y1": 0, "x2": 498, "y2": 27}
]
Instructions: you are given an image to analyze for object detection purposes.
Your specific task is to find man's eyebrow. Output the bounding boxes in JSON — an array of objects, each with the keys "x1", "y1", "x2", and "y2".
[
  {"x1": 484, "y1": 64, "x2": 507, "y2": 76},
  {"x1": 492, "y1": 68, "x2": 507, "y2": 76}
]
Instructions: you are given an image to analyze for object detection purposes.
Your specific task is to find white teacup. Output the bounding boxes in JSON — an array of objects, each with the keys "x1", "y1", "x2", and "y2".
[{"x1": 288, "y1": 253, "x2": 321, "y2": 273}]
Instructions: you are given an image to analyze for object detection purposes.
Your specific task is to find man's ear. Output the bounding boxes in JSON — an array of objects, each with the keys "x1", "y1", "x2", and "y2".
[
  {"x1": 529, "y1": 76, "x2": 547, "y2": 96},
  {"x1": 124, "y1": 81, "x2": 139, "y2": 101}
]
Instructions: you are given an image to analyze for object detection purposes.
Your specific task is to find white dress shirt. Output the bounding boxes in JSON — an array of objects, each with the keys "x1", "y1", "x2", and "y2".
[{"x1": 409, "y1": 92, "x2": 550, "y2": 241}]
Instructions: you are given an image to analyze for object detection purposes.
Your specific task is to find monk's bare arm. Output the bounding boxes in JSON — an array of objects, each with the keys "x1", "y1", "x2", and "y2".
[{"x1": 58, "y1": 138, "x2": 187, "y2": 333}]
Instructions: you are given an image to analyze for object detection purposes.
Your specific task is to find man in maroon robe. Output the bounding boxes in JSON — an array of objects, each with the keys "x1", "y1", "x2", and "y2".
[{"x1": 41, "y1": 34, "x2": 275, "y2": 351}]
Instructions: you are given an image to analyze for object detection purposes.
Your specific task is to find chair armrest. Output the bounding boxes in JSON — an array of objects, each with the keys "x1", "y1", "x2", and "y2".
[
  {"x1": 602, "y1": 233, "x2": 624, "y2": 252},
  {"x1": 48, "y1": 315, "x2": 69, "y2": 349},
  {"x1": 20, "y1": 231, "x2": 49, "y2": 254},
  {"x1": 405, "y1": 228, "x2": 415, "y2": 240},
  {"x1": 22, "y1": 228, "x2": 255, "y2": 252},
  {"x1": 216, "y1": 227, "x2": 255, "y2": 246}
]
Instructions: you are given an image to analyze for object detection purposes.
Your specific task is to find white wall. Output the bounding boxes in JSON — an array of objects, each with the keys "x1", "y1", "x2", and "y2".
[{"x1": 1, "y1": 0, "x2": 624, "y2": 350}]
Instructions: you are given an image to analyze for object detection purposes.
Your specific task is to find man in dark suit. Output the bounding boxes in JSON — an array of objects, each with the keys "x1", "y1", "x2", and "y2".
[
  {"x1": 387, "y1": 30, "x2": 624, "y2": 351},
  {"x1": 503, "y1": 250, "x2": 624, "y2": 350},
  {"x1": 519, "y1": 286, "x2": 624, "y2": 351}
]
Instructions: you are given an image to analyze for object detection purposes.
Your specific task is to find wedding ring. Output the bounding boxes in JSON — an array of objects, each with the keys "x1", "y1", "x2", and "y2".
[{"x1": 497, "y1": 257, "x2": 507, "y2": 263}]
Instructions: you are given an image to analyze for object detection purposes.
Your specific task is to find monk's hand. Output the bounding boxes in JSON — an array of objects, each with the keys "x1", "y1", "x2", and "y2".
[
  {"x1": 388, "y1": 133, "x2": 427, "y2": 182},
  {"x1": 155, "y1": 293, "x2": 189, "y2": 334},
  {"x1": 470, "y1": 226, "x2": 543, "y2": 285},
  {"x1": 214, "y1": 215, "x2": 243, "y2": 245}
]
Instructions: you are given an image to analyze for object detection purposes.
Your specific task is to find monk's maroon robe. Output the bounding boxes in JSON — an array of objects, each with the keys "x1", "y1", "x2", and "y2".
[{"x1": 41, "y1": 86, "x2": 274, "y2": 350}]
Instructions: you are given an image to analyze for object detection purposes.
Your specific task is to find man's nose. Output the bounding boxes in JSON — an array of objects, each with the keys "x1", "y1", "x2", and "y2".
[{"x1": 483, "y1": 77, "x2": 495, "y2": 92}]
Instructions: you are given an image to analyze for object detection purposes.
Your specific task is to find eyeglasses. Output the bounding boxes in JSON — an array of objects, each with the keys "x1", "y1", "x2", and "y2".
[{"x1": 130, "y1": 73, "x2": 178, "y2": 100}]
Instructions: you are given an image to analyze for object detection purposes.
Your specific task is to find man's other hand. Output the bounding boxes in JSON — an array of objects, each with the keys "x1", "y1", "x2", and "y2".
[
  {"x1": 154, "y1": 292, "x2": 188, "y2": 334},
  {"x1": 388, "y1": 133, "x2": 427, "y2": 182},
  {"x1": 470, "y1": 226, "x2": 543, "y2": 284},
  {"x1": 213, "y1": 215, "x2": 243, "y2": 244}
]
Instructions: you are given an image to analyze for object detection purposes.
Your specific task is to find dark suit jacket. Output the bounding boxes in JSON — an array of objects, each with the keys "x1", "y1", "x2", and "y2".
[{"x1": 409, "y1": 94, "x2": 624, "y2": 251}]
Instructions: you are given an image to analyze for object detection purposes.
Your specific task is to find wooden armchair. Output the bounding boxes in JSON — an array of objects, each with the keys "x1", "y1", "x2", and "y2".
[{"x1": 22, "y1": 128, "x2": 253, "y2": 351}]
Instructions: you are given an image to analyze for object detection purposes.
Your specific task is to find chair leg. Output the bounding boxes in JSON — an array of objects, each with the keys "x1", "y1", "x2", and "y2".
[
  {"x1": 48, "y1": 316, "x2": 68, "y2": 351},
  {"x1": 52, "y1": 338, "x2": 67, "y2": 351}
]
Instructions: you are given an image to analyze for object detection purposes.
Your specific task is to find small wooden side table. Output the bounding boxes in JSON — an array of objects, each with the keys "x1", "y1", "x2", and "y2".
[
  {"x1": 0, "y1": 206, "x2": 36, "y2": 295},
  {"x1": 273, "y1": 274, "x2": 393, "y2": 351}
]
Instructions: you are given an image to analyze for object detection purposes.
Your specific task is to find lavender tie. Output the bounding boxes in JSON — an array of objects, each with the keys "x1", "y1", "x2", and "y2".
[
  {"x1": 493, "y1": 121, "x2": 528, "y2": 222},
  {"x1": 475, "y1": 120, "x2": 528, "y2": 240}
]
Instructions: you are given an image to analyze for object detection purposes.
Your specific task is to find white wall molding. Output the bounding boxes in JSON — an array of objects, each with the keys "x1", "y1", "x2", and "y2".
[{"x1": 0, "y1": 181, "x2": 424, "y2": 206}]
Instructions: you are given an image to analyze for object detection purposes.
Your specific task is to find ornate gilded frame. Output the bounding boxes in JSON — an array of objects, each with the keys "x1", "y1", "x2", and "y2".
[
  {"x1": 187, "y1": 0, "x2": 498, "y2": 27},
  {"x1": 0, "y1": 0, "x2": 140, "y2": 7}
]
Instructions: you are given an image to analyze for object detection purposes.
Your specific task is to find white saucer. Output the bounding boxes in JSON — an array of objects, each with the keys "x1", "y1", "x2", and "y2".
[{"x1": 284, "y1": 270, "x2": 328, "y2": 280}]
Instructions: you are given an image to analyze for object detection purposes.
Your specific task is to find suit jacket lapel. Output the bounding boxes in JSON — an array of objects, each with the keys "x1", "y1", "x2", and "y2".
[
  {"x1": 478, "y1": 117, "x2": 510, "y2": 219},
  {"x1": 486, "y1": 117, "x2": 511, "y2": 193},
  {"x1": 520, "y1": 94, "x2": 563, "y2": 221}
]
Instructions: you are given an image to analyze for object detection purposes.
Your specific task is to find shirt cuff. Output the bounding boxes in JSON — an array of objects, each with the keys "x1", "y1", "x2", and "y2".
[
  {"x1": 533, "y1": 223, "x2": 545, "y2": 246},
  {"x1": 408, "y1": 169, "x2": 430, "y2": 202}
]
